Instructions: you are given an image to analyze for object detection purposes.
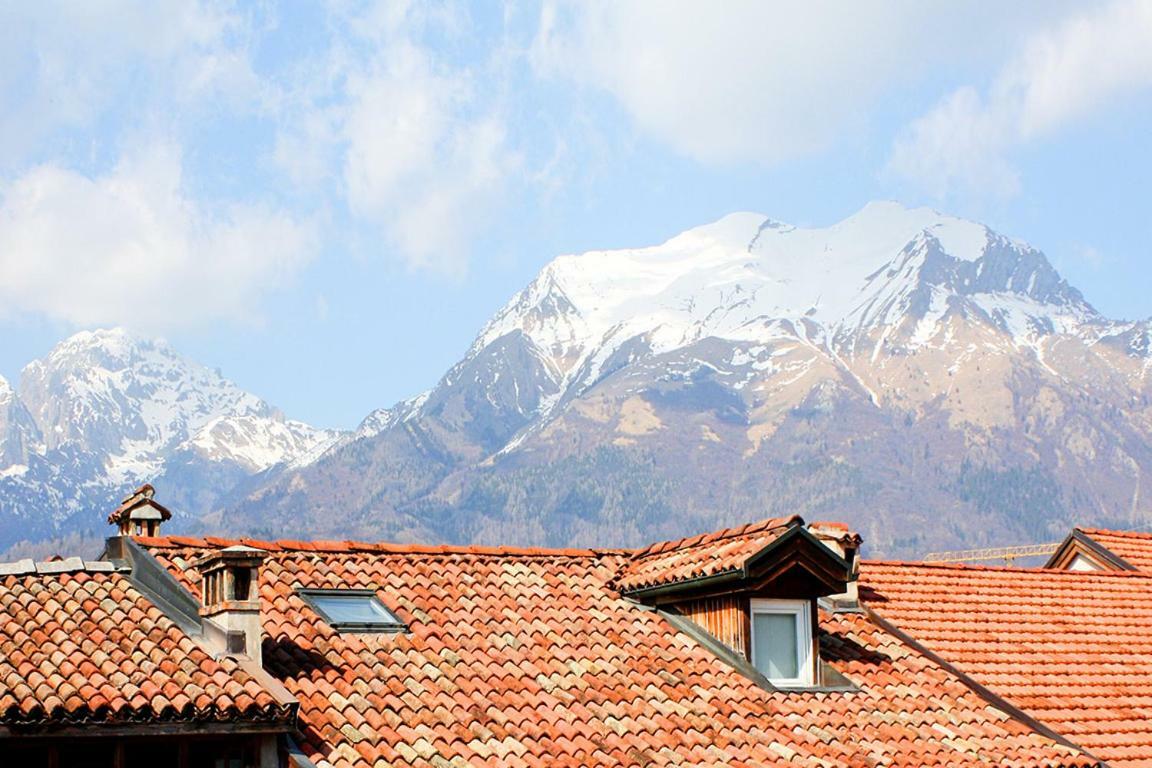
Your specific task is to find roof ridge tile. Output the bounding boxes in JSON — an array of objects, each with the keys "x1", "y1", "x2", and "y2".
[
  {"x1": 1077, "y1": 526, "x2": 1152, "y2": 540},
  {"x1": 629, "y1": 514, "x2": 801, "y2": 562},
  {"x1": 862, "y1": 558, "x2": 1152, "y2": 577},
  {"x1": 138, "y1": 536, "x2": 622, "y2": 559}
]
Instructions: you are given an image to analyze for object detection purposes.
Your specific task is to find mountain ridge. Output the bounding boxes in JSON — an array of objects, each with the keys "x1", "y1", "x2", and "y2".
[
  {"x1": 3, "y1": 202, "x2": 1150, "y2": 558},
  {"x1": 0, "y1": 328, "x2": 341, "y2": 555},
  {"x1": 220, "y1": 202, "x2": 1151, "y2": 557}
]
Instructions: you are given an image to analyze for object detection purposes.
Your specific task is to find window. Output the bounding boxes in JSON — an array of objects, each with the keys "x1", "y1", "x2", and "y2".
[
  {"x1": 750, "y1": 598, "x2": 813, "y2": 687},
  {"x1": 298, "y1": 588, "x2": 406, "y2": 633},
  {"x1": 1067, "y1": 553, "x2": 1102, "y2": 571}
]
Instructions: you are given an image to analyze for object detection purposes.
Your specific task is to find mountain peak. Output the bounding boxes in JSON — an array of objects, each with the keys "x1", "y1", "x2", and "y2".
[
  {"x1": 470, "y1": 202, "x2": 1100, "y2": 410},
  {"x1": 664, "y1": 212, "x2": 771, "y2": 251}
]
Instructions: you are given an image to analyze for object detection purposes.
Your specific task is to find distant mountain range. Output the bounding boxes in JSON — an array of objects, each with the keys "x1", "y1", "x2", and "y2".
[
  {"x1": 0, "y1": 330, "x2": 339, "y2": 555},
  {"x1": 3, "y1": 202, "x2": 1150, "y2": 558}
]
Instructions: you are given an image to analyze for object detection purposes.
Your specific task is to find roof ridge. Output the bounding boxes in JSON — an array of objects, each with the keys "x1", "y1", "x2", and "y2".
[
  {"x1": 135, "y1": 535, "x2": 630, "y2": 558},
  {"x1": 0, "y1": 557, "x2": 127, "y2": 577},
  {"x1": 862, "y1": 558, "x2": 1152, "y2": 577},
  {"x1": 628, "y1": 515, "x2": 801, "y2": 560},
  {"x1": 1076, "y1": 526, "x2": 1152, "y2": 540}
]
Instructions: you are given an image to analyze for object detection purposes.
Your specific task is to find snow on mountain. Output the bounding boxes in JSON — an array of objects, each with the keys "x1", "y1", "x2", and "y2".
[
  {"x1": 16, "y1": 328, "x2": 335, "y2": 483},
  {"x1": 0, "y1": 375, "x2": 40, "y2": 470},
  {"x1": 0, "y1": 329, "x2": 342, "y2": 548},
  {"x1": 163, "y1": 200, "x2": 1151, "y2": 560},
  {"x1": 472, "y1": 201, "x2": 1098, "y2": 420}
]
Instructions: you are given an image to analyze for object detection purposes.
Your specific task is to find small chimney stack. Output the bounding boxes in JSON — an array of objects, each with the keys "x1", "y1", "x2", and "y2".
[
  {"x1": 107, "y1": 483, "x2": 172, "y2": 537},
  {"x1": 195, "y1": 546, "x2": 266, "y2": 666},
  {"x1": 808, "y1": 522, "x2": 862, "y2": 606}
]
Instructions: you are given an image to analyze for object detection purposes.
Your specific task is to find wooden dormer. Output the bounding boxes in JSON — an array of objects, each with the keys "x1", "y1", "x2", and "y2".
[{"x1": 615, "y1": 516, "x2": 856, "y2": 688}]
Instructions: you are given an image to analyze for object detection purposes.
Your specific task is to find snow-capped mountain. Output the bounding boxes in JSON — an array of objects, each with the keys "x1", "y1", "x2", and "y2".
[
  {"x1": 0, "y1": 329, "x2": 340, "y2": 553},
  {"x1": 229, "y1": 202, "x2": 1152, "y2": 557},
  {"x1": 476, "y1": 203, "x2": 1090, "y2": 385}
]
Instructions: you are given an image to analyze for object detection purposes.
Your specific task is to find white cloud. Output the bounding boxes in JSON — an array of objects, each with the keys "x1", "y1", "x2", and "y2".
[
  {"x1": 272, "y1": 4, "x2": 518, "y2": 276},
  {"x1": 0, "y1": 0, "x2": 260, "y2": 167},
  {"x1": 530, "y1": 1, "x2": 1043, "y2": 168},
  {"x1": 0, "y1": 145, "x2": 314, "y2": 330},
  {"x1": 889, "y1": 0, "x2": 1152, "y2": 199},
  {"x1": 341, "y1": 50, "x2": 514, "y2": 274}
]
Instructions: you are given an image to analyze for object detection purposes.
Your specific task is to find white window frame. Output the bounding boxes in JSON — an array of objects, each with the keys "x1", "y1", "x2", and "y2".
[{"x1": 749, "y1": 598, "x2": 814, "y2": 687}]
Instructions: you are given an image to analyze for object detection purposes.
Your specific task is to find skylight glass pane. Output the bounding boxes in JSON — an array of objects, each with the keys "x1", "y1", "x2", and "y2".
[
  {"x1": 752, "y1": 611, "x2": 799, "y2": 679},
  {"x1": 308, "y1": 593, "x2": 399, "y2": 625}
]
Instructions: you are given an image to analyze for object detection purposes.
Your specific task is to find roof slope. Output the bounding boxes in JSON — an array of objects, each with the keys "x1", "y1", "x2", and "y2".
[
  {"x1": 861, "y1": 560, "x2": 1152, "y2": 768},
  {"x1": 140, "y1": 536, "x2": 1094, "y2": 768},
  {"x1": 613, "y1": 515, "x2": 799, "y2": 594},
  {"x1": 0, "y1": 562, "x2": 294, "y2": 729},
  {"x1": 1075, "y1": 527, "x2": 1152, "y2": 571}
]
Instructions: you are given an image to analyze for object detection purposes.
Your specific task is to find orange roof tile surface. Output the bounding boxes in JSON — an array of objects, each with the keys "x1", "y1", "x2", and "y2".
[
  {"x1": 0, "y1": 565, "x2": 294, "y2": 728},
  {"x1": 140, "y1": 536, "x2": 1095, "y2": 768},
  {"x1": 613, "y1": 515, "x2": 800, "y2": 594},
  {"x1": 1075, "y1": 527, "x2": 1152, "y2": 571},
  {"x1": 861, "y1": 560, "x2": 1152, "y2": 768}
]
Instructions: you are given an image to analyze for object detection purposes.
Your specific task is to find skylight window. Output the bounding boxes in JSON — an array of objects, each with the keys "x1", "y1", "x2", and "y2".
[
  {"x1": 750, "y1": 598, "x2": 813, "y2": 687},
  {"x1": 298, "y1": 589, "x2": 406, "y2": 633}
]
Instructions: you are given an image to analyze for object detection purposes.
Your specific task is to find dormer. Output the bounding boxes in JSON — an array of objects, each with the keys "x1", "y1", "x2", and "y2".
[
  {"x1": 1046, "y1": 527, "x2": 1142, "y2": 572},
  {"x1": 106, "y1": 483, "x2": 172, "y2": 537},
  {"x1": 615, "y1": 516, "x2": 855, "y2": 688}
]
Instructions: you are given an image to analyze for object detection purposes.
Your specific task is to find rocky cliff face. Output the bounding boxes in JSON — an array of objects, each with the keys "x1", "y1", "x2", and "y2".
[{"x1": 222, "y1": 202, "x2": 1152, "y2": 557}]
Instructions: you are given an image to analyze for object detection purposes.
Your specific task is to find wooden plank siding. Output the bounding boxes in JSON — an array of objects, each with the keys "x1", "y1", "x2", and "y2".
[{"x1": 677, "y1": 595, "x2": 749, "y2": 657}]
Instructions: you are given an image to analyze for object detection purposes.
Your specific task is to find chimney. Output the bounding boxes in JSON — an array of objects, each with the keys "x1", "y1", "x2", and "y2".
[
  {"x1": 808, "y1": 522, "x2": 862, "y2": 607},
  {"x1": 195, "y1": 546, "x2": 266, "y2": 666},
  {"x1": 107, "y1": 483, "x2": 172, "y2": 537}
]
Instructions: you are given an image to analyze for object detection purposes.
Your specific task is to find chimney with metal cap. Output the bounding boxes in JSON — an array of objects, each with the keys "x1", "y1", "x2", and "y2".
[
  {"x1": 195, "y1": 545, "x2": 267, "y2": 666},
  {"x1": 107, "y1": 483, "x2": 173, "y2": 537}
]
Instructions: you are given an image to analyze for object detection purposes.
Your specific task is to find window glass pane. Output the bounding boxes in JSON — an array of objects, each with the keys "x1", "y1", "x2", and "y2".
[
  {"x1": 309, "y1": 594, "x2": 398, "y2": 624},
  {"x1": 753, "y1": 611, "x2": 799, "y2": 679}
]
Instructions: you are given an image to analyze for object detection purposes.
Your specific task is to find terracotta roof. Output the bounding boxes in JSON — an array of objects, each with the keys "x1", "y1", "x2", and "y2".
[
  {"x1": 1074, "y1": 527, "x2": 1152, "y2": 570},
  {"x1": 0, "y1": 562, "x2": 295, "y2": 729},
  {"x1": 613, "y1": 515, "x2": 801, "y2": 594},
  {"x1": 861, "y1": 560, "x2": 1152, "y2": 768},
  {"x1": 139, "y1": 535, "x2": 1094, "y2": 768}
]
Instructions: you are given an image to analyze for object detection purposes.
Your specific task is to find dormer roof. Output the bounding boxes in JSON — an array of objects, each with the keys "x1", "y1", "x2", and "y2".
[
  {"x1": 1050, "y1": 527, "x2": 1152, "y2": 572},
  {"x1": 612, "y1": 515, "x2": 851, "y2": 600}
]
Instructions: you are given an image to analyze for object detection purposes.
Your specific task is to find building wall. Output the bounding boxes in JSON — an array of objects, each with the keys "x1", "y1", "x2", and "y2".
[
  {"x1": 2, "y1": 733, "x2": 276, "y2": 768},
  {"x1": 677, "y1": 595, "x2": 748, "y2": 657}
]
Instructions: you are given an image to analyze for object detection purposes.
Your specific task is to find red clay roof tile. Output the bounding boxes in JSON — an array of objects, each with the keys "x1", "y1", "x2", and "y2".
[
  {"x1": 861, "y1": 559, "x2": 1152, "y2": 768},
  {"x1": 613, "y1": 515, "x2": 800, "y2": 593},
  {"x1": 0, "y1": 567, "x2": 294, "y2": 729},
  {"x1": 1074, "y1": 527, "x2": 1152, "y2": 571},
  {"x1": 139, "y1": 537, "x2": 1095, "y2": 768}
]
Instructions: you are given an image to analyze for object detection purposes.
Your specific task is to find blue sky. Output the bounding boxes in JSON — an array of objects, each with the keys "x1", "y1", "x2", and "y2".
[{"x1": 0, "y1": 0, "x2": 1149, "y2": 429}]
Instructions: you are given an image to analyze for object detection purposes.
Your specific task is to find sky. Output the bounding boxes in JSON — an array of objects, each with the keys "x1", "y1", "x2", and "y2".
[{"x1": 0, "y1": 0, "x2": 1149, "y2": 429}]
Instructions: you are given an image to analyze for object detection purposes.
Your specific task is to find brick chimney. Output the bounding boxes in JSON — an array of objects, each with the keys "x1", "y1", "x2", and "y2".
[
  {"x1": 195, "y1": 546, "x2": 266, "y2": 666},
  {"x1": 107, "y1": 483, "x2": 172, "y2": 537}
]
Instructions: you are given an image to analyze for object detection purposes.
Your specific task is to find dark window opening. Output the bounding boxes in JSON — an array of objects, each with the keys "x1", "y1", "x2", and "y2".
[{"x1": 232, "y1": 568, "x2": 251, "y2": 601}]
